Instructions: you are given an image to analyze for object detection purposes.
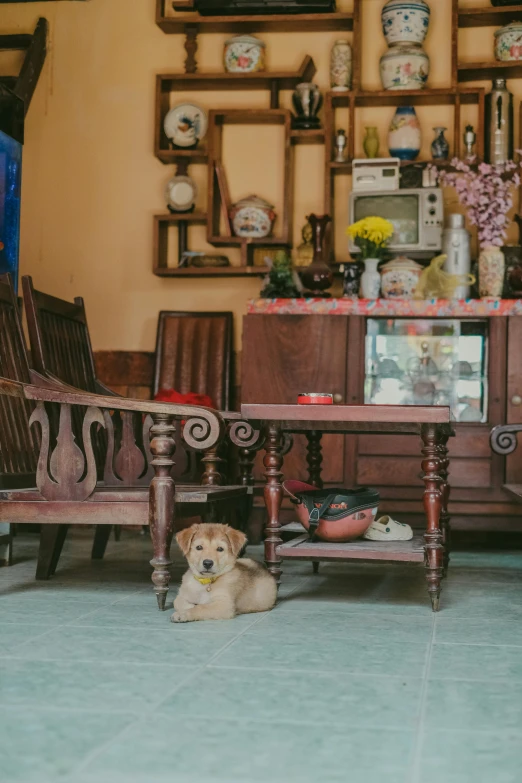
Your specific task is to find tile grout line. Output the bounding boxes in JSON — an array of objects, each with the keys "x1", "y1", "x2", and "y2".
[
  {"x1": 409, "y1": 610, "x2": 437, "y2": 783},
  {"x1": 67, "y1": 576, "x2": 311, "y2": 779}
]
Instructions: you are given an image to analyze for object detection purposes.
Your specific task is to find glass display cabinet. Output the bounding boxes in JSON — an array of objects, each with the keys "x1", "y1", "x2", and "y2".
[{"x1": 365, "y1": 319, "x2": 488, "y2": 424}]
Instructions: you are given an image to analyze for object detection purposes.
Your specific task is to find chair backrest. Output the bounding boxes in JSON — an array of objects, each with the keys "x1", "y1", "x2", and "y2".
[
  {"x1": 153, "y1": 312, "x2": 233, "y2": 411},
  {"x1": 0, "y1": 275, "x2": 38, "y2": 488},
  {"x1": 22, "y1": 275, "x2": 98, "y2": 392}
]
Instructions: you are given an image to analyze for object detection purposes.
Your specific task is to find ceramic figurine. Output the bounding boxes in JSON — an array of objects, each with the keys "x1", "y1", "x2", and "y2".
[
  {"x1": 360, "y1": 258, "x2": 381, "y2": 299},
  {"x1": 381, "y1": 0, "x2": 430, "y2": 46},
  {"x1": 230, "y1": 195, "x2": 275, "y2": 239},
  {"x1": 342, "y1": 260, "x2": 363, "y2": 298},
  {"x1": 380, "y1": 256, "x2": 423, "y2": 299},
  {"x1": 388, "y1": 106, "x2": 421, "y2": 161},
  {"x1": 380, "y1": 43, "x2": 429, "y2": 90},
  {"x1": 363, "y1": 127, "x2": 380, "y2": 158},
  {"x1": 431, "y1": 126, "x2": 449, "y2": 160},
  {"x1": 292, "y1": 83, "x2": 323, "y2": 129},
  {"x1": 295, "y1": 221, "x2": 314, "y2": 267},
  {"x1": 479, "y1": 245, "x2": 505, "y2": 298},
  {"x1": 334, "y1": 129, "x2": 348, "y2": 162},
  {"x1": 494, "y1": 22, "x2": 522, "y2": 62},
  {"x1": 330, "y1": 40, "x2": 352, "y2": 91},
  {"x1": 463, "y1": 124, "x2": 476, "y2": 159},
  {"x1": 224, "y1": 35, "x2": 265, "y2": 73}
]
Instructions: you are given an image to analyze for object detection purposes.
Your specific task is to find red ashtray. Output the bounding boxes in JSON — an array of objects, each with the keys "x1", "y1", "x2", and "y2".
[{"x1": 297, "y1": 393, "x2": 333, "y2": 405}]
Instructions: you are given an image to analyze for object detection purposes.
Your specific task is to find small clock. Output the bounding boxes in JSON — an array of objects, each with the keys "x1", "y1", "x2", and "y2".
[{"x1": 165, "y1": 175, "x2": 197, "y2": 213}]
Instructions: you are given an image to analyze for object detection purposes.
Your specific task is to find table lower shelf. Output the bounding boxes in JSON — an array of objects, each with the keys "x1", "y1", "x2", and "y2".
[{"x1": 277, "y1": 530, "x2": 425, "y2": 563}]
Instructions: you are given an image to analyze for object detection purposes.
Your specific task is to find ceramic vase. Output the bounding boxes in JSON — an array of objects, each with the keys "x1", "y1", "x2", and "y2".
[
  {"x1": 388, "y1": 106, "x2": 421, "y2": 161},
  {"x1": 431, "y1": 126, "x2": 449, "y2": 159},
  {"x1": 360, "y1": 258, "x2": 381, "y2": 299},
  {"x1": 299, "y1": 214, "x2": 333, "y2": 296},
  {"x1": 363, "y1": 127, "x2": 380, "y2": 158},
  {"x1": 330, "y1": 40, "x2": 352, "y2": 91},
  {"x1": 381, "y1": 0, "x2": 430, "y2": 46},
  {"x1": 494, "y1": 23, "x2": 522, "y2": 62},
  {"x1": 479, "y1": 245, "x2": 505, "y2": 298},
  {"x1": 292, "y1": 83, "x2": 323, "y2": 129},
  {"x1": 380, "y1": 43, "x2": 429, "y2": 90}
]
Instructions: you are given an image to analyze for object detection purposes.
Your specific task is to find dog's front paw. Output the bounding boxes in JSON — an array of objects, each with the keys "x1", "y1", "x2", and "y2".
[{"x1": 171, "y1": 611, "x2": 190, "y2": 623}]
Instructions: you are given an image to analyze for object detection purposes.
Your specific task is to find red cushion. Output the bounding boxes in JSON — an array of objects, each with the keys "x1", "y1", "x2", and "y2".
[{"x1": 154, "y1": 389, "x2": 215, "y2": 409}]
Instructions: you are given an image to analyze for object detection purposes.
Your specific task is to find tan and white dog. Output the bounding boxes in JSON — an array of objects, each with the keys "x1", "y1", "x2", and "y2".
[{"x1": 172, "y1": 523, "x2": 277, "y2": 623}]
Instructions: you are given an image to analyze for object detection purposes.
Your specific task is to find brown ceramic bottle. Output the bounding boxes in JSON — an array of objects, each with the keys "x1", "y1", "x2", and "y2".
[{"x1": 299, "y1": 214, "x2": 333, "y2": 296}]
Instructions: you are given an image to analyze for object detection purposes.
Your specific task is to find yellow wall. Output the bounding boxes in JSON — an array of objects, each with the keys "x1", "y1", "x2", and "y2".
[{"x1": 2, "y1": 0, "x2": 521, "y2": 351}]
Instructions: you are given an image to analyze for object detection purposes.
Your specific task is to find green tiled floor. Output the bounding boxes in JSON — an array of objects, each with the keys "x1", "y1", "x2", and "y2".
[{"x1": 1, "y1": 530, "x2": 522, "y2": 783}]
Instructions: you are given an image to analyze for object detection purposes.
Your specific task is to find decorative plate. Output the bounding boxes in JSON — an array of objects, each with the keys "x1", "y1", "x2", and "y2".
[
  {"x1": 163, "y1": 103, "x2": 208, "y2": 148},
  {"x1": 165, "y1": 175, "x2": 197, "y2": 212}
]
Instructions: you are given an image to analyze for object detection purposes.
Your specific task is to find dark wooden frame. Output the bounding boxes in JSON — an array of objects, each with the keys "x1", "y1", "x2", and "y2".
[
  {"x1": 242, "y1": 402, "x2": 453, "y2": 612},
  {"x1": 0, "y1": 376, "x2": 251, "y2": 608}
]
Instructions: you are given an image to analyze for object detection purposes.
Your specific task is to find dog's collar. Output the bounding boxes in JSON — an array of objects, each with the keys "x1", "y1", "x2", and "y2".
[{"x1": 194, "y1": 575, "x2": 217, "y2": 585}]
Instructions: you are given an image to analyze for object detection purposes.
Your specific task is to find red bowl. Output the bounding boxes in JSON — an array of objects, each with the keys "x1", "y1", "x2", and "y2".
[{"x1": 297, "y1": 393, "x2": 333, "y2": 405}]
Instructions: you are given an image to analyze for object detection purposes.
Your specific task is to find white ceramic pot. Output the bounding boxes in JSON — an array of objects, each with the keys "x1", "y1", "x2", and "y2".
[
  {"x1": 380, "y1": 43, "x2": 429, "y2": 90},
  {"x1": 381, "y1": 0, "x2": 430, "y2": 46},
  {"x1": 230, "y1": 195, "x2": 275, "y2": 239},
  {"x1": 479, "y1": 245, "x2": 505, "y2": 298},
  {"x1": 380, "y1": 256, "x2": 423, "y2": 299},
  {"x1": 388, "y1": 106, "x2": 422, "y2": 160},
  {"x1": 360, "y1": 258, "x2": 381, "y2": 299},
  {"x1": 224, "y1": 35, "x2": 265, "y2": 73},
  {"x1": 494, "y1": 23, "x2": 522, "y2": 62},
  {"x1": 330, "y1": 40, "x2": 352, "y2": 91}
]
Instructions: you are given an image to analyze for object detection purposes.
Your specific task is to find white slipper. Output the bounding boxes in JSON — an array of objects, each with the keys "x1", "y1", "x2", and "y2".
[{"x1": 363, "y1": 515, "x2": 413, "y2": 541}]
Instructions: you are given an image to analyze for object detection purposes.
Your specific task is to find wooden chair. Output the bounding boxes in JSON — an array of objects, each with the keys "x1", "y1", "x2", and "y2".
[
  {"x1": 0, "y1": 376, "x2": 250, "y2": 609},
  {"x1": 491, "y1": 424, "x2": 522, "y2": 505}
]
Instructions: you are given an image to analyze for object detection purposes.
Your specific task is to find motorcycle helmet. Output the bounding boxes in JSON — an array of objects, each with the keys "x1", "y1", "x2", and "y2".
[{"x1": 283, "y1": 480, "x2": 380, "y2": 543}]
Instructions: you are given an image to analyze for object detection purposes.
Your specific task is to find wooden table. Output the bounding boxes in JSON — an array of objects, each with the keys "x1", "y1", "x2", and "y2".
[{"x1": 241, "y1": 403, "x2": 453, "y2": 612}]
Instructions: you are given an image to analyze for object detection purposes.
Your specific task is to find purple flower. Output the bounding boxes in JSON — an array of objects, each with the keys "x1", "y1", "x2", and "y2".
[{"x1": 433, "y1": 155, "x2": 522, "y2": 249}]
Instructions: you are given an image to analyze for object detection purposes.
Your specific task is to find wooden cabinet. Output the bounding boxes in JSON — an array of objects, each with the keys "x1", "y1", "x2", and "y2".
[{"x1": 242, "y1": 313, "x2": 522, "y2": 531}]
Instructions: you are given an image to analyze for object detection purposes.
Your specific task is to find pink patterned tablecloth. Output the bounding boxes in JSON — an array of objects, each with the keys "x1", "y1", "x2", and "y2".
[{"x1": 247, "y1": 298, "x2": 522, "y2": 317}]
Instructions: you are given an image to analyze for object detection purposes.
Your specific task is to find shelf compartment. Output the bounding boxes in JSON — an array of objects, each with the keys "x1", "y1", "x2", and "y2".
[
  {"x1": 277, "y1": 533, "x2": 426, "y2": 563},
  {"x1": 353, "y1": 87, "x2": 484, "y2": 107},
  {"x1": 458, "y1": 60, "x2": 522, "y2": 82},
  {"x1": 155, "y1": 147, "x2": 208, "y2": 165},
  {"x1": 458, "y1": 5, "x2": 522, "y2": 28}
]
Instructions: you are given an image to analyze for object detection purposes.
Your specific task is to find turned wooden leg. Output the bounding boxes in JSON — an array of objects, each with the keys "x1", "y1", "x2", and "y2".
[
  {"x1": 201, "y1": 444, "x2": 225, "y2": 486},
  {"x1": 149, "y1": 414, "x2": 176, "y2": 611},
  {"x1": 306, "y1": 430, "x2": 323, "y2": 489},
  {"x1": 91, "y1": 525, "x2": 112, "y2": 560},
  {"x1": 36, "y1": 525, "x2": 69, "y2": 579},
  {"x1": 263, "y1": 421, "x2": 284, "y2": 584},
  {"x1": 238, "y1": 446, "x2": 256, "y2": 532},
  {"x1": 438, "y1": 431, "x2": 451, "y2": 577},
  {"x1": 313, "y1": 561, "x2": 320, "y2": 574},
  {"x1": 421, "y1": 423, "x2": 444, "y2": 612}
]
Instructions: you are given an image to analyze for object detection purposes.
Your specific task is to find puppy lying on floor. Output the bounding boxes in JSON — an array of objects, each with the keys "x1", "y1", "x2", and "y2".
[{"x1": 172, "y1": 523, "x2": 277, "y2": 623}]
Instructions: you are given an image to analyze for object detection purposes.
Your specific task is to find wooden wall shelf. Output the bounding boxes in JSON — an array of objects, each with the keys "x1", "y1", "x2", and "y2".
[
  {"x1": 458, "y1": 5, "x2": 522, "y2": 28},
  {"x1": 290, "y1": 128, "x2": 325, "y2": 144},
  {"x1": 157, "y1": 56, "x2": 316, "y2": 93},
  {"x1": 458, "y1": 60, "x2": 522, "y2": 83},
  {"x1": 156, "y1": 147, "x2": 208, "y2": 165},
  {"x1": 155, "y1": 0, "x2": 354, "y2": 34},
  {"x1": 154, "y1": 265, "x2": 270, "y2": 278}
]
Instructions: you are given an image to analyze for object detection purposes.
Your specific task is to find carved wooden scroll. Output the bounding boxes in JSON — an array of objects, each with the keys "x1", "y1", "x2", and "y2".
[
  {"x1": 29, "y1": 401, "x2": 104, "y2": 501},
  {"x1": 490, "y1": 424, "x2": 522, "y2": 456}
]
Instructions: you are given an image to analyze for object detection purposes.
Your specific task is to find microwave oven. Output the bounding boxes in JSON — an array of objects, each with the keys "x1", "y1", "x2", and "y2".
[{"x1": 348, "y1": 187, "x2": 443, "y2": 258}]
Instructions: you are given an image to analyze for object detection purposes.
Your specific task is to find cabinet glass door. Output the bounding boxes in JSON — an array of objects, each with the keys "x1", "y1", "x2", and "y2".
[{"x1": 365, "y1": 319, "x2": 488, "y2": 423}]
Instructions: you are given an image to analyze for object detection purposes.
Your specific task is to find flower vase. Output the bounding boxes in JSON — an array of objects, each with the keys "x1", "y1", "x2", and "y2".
[
  {"x1": 360, "y1": 258, "x2": 381, "y2": 299},
  {"x1": 299, "y1": 214, "x2": 333, "y2": 296},
  {"x1": 479, "y1": 245, "x2": 505, "y2": 298},
  {"x1": 363, "y1": 127, "x2": 380, "y2": 158},
  {"x1": 388, "y1": 106, "x2": 421, "y2": 161}
]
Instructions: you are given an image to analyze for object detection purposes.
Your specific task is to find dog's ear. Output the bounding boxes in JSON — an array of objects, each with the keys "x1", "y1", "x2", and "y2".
[
  {"x1": 225, "y1": 527, "x2": 247, "y2": 557},
  {"x1": 176, "y1": 524, "x2": 198, "y2": 556}
]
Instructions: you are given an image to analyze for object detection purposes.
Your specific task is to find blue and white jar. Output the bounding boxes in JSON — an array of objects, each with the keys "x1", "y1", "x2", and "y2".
[
  {"x1": 388, "y1": 106, "x2": 422, "y2": 161},
  {"x1": 381, "y1": 0, "x2": 431, "y2": 46}
]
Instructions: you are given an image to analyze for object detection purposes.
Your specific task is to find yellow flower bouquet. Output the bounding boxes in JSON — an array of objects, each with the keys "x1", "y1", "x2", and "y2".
[{"x1": 346, "y1": 216, "x2": 394, "y2": 260}]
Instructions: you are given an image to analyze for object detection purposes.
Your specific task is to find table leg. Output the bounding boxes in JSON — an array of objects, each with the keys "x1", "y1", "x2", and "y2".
[
  {"x1": 306, "y1": 430, "x2": 323, "y2": 489},
  {"x1": 421, "y1": 423, "x2": 444, "y2": 612},
  {"x1": 438, "y1": 431, "x2": 451, "y2": 577},
  {"x1": 263, "y1": 421, "x2": 284, "y2": 584}
]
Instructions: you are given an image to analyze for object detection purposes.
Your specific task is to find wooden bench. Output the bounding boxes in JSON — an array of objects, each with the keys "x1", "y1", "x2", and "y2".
[{"x1": 490, "y1": 425, "x2": 522, "y2": 503}]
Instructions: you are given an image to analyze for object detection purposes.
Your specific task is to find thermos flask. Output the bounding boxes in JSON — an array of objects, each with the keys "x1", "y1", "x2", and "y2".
[
  {"x1": 442, "y1": 214, "x2": 471, "y2": 300},
  {"x1": 485, "y1": 78, "x2": 514, "y2": 164}
]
